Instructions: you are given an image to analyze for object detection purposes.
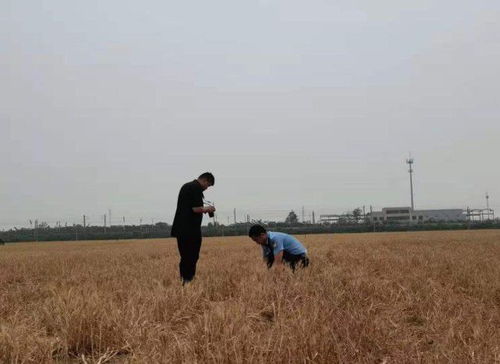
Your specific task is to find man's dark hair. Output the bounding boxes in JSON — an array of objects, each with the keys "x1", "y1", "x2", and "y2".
[
  {"x1": 198, "y1": 172, "x2": 215, "y2": 185},
  {"x1": 248, "y1": 224, "x2": 267, "y2": 237}
]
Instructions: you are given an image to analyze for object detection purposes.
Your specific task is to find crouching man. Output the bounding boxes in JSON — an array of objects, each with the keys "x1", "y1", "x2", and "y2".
[{"x1": 248, "y1": 225, "x2": 309, "y2": 271}]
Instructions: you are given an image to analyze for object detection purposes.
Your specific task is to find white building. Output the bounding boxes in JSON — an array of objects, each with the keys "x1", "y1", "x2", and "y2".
[{"x1": 369, "y1": 207, "x2": 466, "y2": 224}]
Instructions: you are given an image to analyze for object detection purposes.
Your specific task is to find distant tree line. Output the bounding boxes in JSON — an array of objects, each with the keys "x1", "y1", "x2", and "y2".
[
  {"x1": 1, "y1": 209, "x2": 499, "y2": 243},
  {"x1": 0, "y1": 222, "x2": 171, "y2": 243}
]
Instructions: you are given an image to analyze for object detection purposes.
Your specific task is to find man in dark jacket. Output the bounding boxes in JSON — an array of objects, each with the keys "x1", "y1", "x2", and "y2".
[{"x1": 171, "y1": 172, "x2": 215, "y2": 284}]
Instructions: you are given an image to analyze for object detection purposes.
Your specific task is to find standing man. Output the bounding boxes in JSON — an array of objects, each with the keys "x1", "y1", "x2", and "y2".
[
  {"x1": 171, "y1": 172, "x2": 216, "y2": 284},
  {"x1": 248, "y1": 225, "x2": 309, "y2": 271}
]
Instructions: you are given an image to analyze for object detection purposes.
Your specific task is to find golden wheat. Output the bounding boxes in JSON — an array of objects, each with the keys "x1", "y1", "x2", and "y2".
[{"x1": 1, "y1": 230, "x2": 499, "y2": 363}]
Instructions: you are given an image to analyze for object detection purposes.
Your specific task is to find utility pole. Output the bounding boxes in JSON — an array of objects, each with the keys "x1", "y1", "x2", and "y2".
[
  {"x1": 486, "y1": 192, "x2": 492, "y2": 221},
  {"x1": 302, "y1": 206, "x2": 305, "y2": 223},
  {"x1": 103, "y1": 214, "x2": 106, "y2": 232},
  {"x1": 370, "y1": 205, "x2": 375, "y2": 232},
  {"x1": 312, "y1": 211, "x2": 315, "y2": 224},
  {"x1": 406, "y1": 155, "x2": 415, "y2": 211},
  {"x1": 83, "y1": 215, "x2": 87, "y2": 240},
  {"x1": 233, "y1": 208, "x2": 237, "y2": 224}
]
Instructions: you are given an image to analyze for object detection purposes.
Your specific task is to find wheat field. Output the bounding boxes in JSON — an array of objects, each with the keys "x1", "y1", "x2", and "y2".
[{"x1": 1, "y1": 230, "x2": 499, "y2": 363}]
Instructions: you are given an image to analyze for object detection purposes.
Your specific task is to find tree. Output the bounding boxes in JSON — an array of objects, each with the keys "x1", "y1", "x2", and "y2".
[
  {"x1": 352, "y1": 208, "x2": 363, "y2": 223},
  {"x1": 338, "y1": 216, "x2": 349, "y2": 225},
  {"x1": 154, "y1": 222, "x2": 169, "y2": 229},
  {"x1": 285, "y1": 210, "x2": 299, "y2": 224}
]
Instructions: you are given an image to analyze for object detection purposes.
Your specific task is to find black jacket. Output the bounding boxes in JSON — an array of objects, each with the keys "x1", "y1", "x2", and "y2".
[{"x1": 171, "y1": 180, "x2": 204, "y2": 238}]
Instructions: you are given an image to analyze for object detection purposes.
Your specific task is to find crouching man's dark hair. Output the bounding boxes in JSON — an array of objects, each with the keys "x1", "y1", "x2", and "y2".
[
  {"x1": 198, "y1": 172, "x2": 215, "y2": 185},
  {"x1": 248, "y1": 224, "x2": 267, "y2": 238}
]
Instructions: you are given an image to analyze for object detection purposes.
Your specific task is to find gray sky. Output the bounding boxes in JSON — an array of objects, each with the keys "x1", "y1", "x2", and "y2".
[{"x1": 1, "y1": 0, "x2": 499, "y2": 228}]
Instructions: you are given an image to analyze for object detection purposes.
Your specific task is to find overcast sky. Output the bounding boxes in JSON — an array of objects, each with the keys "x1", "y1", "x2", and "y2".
[{"x1": 1, "y1": 0, "x2": 499, "y2": 228}]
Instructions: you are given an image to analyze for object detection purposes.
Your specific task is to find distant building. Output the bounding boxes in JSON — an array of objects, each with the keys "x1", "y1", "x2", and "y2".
[
  {"x1": 465, "y1": 208, "x2": 495, "y2": 222},
  {"x1": 368, "y1": 207, "x2": 467, "y2": 224}
]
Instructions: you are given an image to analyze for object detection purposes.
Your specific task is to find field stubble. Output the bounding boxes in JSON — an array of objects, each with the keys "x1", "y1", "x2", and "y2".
[{"x1": 1, "y1": 230, "x2": 499, "y2": 363}]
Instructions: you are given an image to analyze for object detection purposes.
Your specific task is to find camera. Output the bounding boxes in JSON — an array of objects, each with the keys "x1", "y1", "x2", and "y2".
[{"x1": 204, "y1": 199, "x2": 215, "y2": 218}]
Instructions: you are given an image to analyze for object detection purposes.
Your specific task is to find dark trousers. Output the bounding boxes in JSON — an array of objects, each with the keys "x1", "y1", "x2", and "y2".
[
  {"x1": 266, "y1": 252, "x2": 310, "y2": 271},
  {"x1": 283, "y1": 252, "x2": 310, "y2": 271},
  {"x1": 176, "y1": 235, "x2": 202, "y2": 283}
]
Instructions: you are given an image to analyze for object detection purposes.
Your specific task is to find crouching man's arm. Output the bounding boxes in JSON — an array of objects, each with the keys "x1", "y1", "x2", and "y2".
[{"x1": 273, "y1": 250, "x2": 285, "y2": 270}]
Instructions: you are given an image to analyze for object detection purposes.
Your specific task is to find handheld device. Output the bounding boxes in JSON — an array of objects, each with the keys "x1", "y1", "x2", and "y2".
[{"x1": 203, "y1": 199, "x2": 215, "y2": 218}]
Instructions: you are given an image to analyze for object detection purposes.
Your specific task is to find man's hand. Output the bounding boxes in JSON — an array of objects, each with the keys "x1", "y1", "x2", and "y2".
[
  {"x1": 192, "y1": 206, "x2": 216, "y2": 214},
  {"x1": 273, "y1": 251, "x2": 285, "y2": 269},
  {"x1": 204, "y1": 206, "x2": 216, "y2": 214}
]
